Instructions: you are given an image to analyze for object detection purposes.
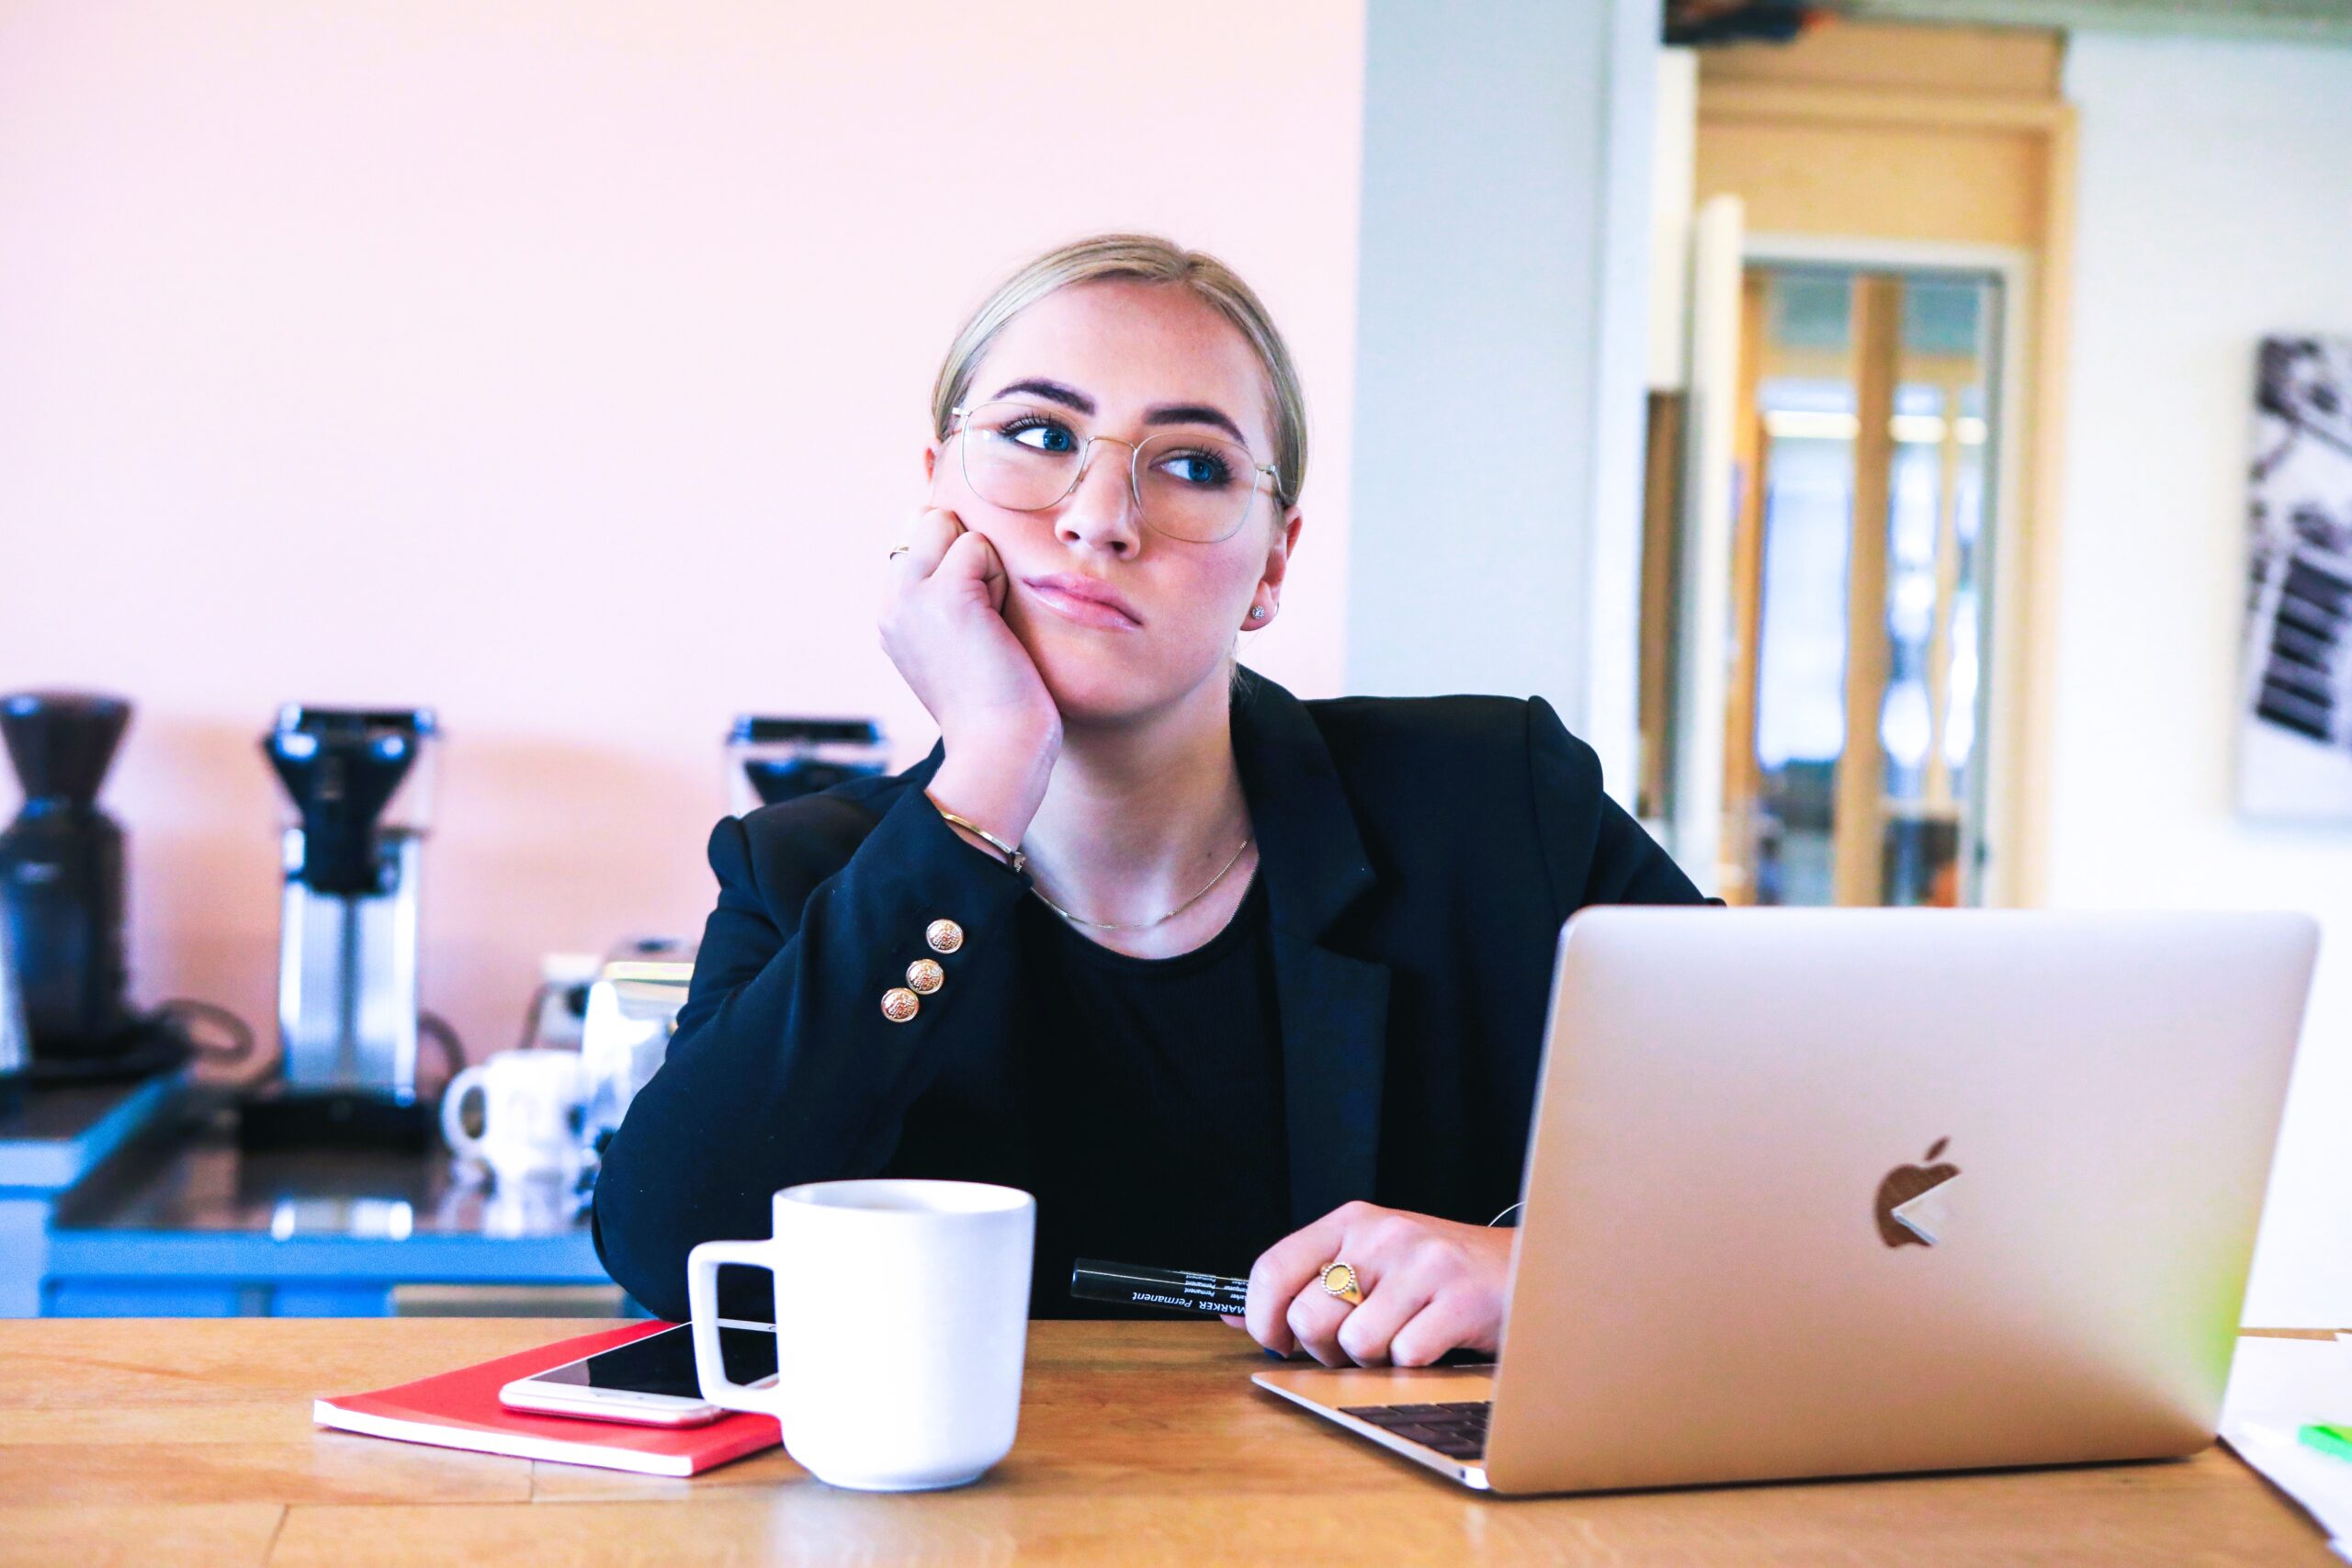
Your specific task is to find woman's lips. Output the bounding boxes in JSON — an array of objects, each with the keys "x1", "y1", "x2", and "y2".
[{"x1": 1023, "y1": 578, "x2": 1140, "y2": 630}]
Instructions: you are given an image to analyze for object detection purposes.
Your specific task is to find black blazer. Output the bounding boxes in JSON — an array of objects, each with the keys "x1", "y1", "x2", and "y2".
[{"x1": 594, "y1": 668, "x2": 1709, "y2": 1321}]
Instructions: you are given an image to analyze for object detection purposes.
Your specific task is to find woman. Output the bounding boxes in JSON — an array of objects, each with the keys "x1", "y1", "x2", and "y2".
[{"x1": 594, "y1": 233, "x2": 1709, "y2": 1369}]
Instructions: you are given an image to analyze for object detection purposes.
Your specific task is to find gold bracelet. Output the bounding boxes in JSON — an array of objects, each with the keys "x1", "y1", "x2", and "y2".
[{"x1": 932, "y1": 805, "x2": 1028, "y2": 876}]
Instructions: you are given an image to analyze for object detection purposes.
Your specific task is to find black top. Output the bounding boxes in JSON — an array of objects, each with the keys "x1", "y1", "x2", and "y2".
[
  {"x1": 593, "y1": 668, "x2": 1715, "y2": 1324},
  {"x1": 1021, "y1": 870, "x2": 1288, "y2": 1318}
]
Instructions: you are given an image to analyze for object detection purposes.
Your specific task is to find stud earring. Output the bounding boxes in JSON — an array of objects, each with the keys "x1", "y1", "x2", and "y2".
[{"x1": 1250, "y1": 606, "x2": 1268, "y2": 620}]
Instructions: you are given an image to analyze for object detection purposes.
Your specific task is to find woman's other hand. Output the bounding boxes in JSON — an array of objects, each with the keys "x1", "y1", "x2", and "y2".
[
  {"x1": 1223, "y1": 1201, "x2": 1512, "y2": 1368},
  {"x1": 880, "y1": 506, "x2": 1062, "y2": 843}
]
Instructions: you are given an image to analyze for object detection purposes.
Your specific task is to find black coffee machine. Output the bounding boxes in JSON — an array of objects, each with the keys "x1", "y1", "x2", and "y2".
[
  {"x1": 0, "y1": 691, "x2": 193, "y2": 1082},
  {"x1": 726, "y1": 716, "x2": 888, "y2": 813}
]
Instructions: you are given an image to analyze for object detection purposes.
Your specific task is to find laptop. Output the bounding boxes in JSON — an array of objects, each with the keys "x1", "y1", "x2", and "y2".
[{"x1": 1254, "y1": 907, "x2": 2319, "y2": 1494}]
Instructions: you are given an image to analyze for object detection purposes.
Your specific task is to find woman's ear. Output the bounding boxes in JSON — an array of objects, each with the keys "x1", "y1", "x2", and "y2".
[
  {"x1": 923, "y1": 444, "x2": 939, "y2": 483},
  {"x1": 1245, "y1": 509, "x2": 1303, "y2": 629},
  {"x1": 1262, "y1": 508, "x2": 1303, "y2": 589}
]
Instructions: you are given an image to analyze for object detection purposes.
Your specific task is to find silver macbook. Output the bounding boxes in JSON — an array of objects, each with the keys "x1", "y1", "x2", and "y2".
[{"x1": 1255, "y1": 908, "x2": 2319, "y2": 1494}]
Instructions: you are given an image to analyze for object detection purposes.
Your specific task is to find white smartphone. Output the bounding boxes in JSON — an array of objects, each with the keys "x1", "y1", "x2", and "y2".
[{"x1": 497, "y1": 1320, "x2": 776, "y2": 1427}]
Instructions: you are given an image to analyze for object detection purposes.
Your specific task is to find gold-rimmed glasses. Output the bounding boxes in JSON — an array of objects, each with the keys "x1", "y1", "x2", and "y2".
[{"x1": 947, "y1": 399, "x2": 1277, "y2": 544}]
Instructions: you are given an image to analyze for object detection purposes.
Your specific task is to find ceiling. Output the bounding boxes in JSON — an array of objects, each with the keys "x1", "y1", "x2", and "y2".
[{"x1": 1843, "y1": 0, "x2": 2352, "y2": 44}]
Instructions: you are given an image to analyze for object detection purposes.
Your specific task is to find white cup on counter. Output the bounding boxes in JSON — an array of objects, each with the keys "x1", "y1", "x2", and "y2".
[
  {"x1": 687, "y1": 1179, "x2": 1035, "y2": 1492},
  {"x1": 479, "y1": 1172, "x2": 587, "y2": 1237},
  {"x1": 440, "y1": 1047, "x2": 588, "y2": 1187}
]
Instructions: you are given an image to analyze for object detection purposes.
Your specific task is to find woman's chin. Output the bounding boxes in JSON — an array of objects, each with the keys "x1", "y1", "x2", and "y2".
[
  {"x1": 1031, "y1": 650, "x2": 1176, "y2": 728},
  {"x1": 1036, "y1": 668, "x2": 1146, "y2": 727}
]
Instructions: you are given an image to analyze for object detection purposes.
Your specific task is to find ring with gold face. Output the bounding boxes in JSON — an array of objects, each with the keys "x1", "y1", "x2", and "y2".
[{"x1": 1320, "y1": 1260, "x2": 1363, "y2": 1305}]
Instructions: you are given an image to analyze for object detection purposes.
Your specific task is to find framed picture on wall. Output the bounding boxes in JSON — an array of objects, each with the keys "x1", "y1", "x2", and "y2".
[{"x1": 2239, "y1": 335, "x2": 2352, "y2": 818}]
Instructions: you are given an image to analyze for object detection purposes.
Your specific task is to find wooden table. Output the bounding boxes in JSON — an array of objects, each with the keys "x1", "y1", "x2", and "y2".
[{"x1": 0, "y1": 1319, "x2": 2332, "y2": 1565}]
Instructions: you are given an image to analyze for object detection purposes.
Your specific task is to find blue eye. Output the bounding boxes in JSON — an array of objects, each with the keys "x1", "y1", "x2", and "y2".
[
  {"x1": 1002, "y1": 416, "x2": 1078, "y2": 455},
  {"x1": 1157, "y1": 449, "x2": 1234, "y2": 488}
]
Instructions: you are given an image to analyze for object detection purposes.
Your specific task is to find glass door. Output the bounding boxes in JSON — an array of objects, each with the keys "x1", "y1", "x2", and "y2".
[{"x1": 1726, "y1": 265, "x2": 2004, "y2": 908}]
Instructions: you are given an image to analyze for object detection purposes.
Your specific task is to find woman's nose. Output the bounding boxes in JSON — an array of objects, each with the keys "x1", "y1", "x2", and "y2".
[{"x1": 1055, "y1": 441, "x2": 1144, "y2": 557}]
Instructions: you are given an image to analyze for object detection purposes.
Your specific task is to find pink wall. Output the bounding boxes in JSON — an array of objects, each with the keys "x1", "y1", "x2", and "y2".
[{"x1": 0, "y1": 3, "x2": 1366, "y2": 1068}]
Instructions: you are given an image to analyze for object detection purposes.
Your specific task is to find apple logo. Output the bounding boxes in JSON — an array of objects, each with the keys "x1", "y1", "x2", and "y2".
[{"x1": 1874, "y1": 1137, "x2": 1960, "y2": 1248}]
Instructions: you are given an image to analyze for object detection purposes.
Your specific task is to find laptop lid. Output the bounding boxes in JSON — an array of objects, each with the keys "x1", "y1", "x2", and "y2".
[{"x1": 1482, "y1": 908, "x2": 2317, "y2": 1495}]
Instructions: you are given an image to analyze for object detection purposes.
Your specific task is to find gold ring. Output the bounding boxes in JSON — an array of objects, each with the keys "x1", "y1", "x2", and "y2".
[
  {"x1": 1320, "y1": 1261, "x2": 1363, "y2": 1305},
  {"x1": 888, "y1": 544, "x2": 910, "y2": 559}
]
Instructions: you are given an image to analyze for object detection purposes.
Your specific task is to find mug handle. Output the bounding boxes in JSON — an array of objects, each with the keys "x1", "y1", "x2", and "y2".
[
  {"x1": 687, "y1": 1239, "x2": 781, "y2": 1414},
  {"x1": 439, "y1": 1064, "x2": 488, "y2": 1159}
]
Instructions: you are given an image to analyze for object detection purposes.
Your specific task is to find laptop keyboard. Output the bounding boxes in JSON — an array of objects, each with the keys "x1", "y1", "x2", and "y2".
[{"x1": 1338, "y1": 1400, "x2": 1491, "y2": 1461}]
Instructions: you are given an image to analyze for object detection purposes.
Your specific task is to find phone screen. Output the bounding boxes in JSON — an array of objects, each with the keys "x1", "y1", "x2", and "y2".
[{"x1": 526, "y1": 1324, "x2": 777, "y2": 1399}]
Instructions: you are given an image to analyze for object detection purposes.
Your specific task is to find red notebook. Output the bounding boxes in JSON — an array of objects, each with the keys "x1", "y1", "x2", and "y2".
[{"x1": 313, "y1": 1322, "x2": 782, "y2": 1476}]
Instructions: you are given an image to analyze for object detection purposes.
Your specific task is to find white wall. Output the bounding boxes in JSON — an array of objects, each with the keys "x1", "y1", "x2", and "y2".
[
  {"x1": 1344, "y1": 0, "x2": 1659, "y2": 790},
  {"x1": 0, "y1": 2, "x2": 1366, "y2": 1064},
  {"x1": 2056, "y1": 33, "x2": 2352, "y2": 1324}
]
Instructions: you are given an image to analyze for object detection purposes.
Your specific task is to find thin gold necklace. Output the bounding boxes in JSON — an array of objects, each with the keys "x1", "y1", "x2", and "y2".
[{"x1": 1029, "y1": 837, "x2": 1254, "y2": 931}]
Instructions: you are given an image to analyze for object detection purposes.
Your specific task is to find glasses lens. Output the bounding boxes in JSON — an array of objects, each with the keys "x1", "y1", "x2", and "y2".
[
  {"x1": 1135, "y1": 432, "x2": 1261, "y2": 543},
  {"x1": 960, "y1": 400, "x2": 1084, "y2": 512},
  {"x1": 958, "y1": 400, "x2": 1264, "y2": 540}
]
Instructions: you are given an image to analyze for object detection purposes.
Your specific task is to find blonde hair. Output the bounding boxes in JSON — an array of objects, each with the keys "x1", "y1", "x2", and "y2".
[{"x1": 930, "y1": 232, "x2": 1307, "y2": 513}]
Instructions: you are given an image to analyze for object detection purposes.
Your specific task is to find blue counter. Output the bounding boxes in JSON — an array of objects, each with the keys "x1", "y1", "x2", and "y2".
[
  {"x1": 40, "y1": 1089, "x2": 624, "y2": 1317},
  {"x1": 0, "y1": 1075, "x2": 185, "y2": 1317}
]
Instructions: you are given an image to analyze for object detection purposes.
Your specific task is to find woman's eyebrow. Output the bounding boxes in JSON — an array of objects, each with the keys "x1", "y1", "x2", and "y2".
[
  {"x1": 988, "y1": 377, "x2": 1249, "y2": 446},
  {"x1": 1143, "y1": 403, "x2": 1248, "y2": 444},
  {"x1": 990, "y1": 378, "x2": 1094, "y2": 413}
]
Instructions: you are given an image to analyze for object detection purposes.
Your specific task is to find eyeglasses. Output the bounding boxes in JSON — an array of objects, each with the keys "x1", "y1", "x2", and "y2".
[{"x1": 947, "y1": 400, "x2": 1277, "y2": 545}]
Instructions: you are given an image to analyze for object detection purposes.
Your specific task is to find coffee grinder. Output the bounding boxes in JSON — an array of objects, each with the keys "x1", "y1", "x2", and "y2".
[
  {"x1": 0, "y1": 692, "x2": 192, "y2": 1082},
  {"x1": 243, "y1": 705, "x2": 438, "y2": 1148}
]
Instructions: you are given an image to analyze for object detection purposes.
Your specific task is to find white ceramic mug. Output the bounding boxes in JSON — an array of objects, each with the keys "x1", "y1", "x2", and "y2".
[
  {"x1": 687, "y1": 1179, "x2": 1035, "y2": 1491},
  {"x1": 440, "y1": 1047, "x2": 587, "y2": 1186},
  {"x1": 479, "y1": 1170, "x2": 587, "y2": 1238}
]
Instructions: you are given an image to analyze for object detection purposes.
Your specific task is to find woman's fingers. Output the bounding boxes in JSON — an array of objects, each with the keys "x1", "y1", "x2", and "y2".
[
  {"x1": 891, "y1": 506, "x2": 964, "y2": 580},
  {"x1": 934, "y1": 524, "x2": 1010, "y2": 613},
  {"x1": 1244, "y1": 1202, "x2": 1361, "y2": 1355},
  {"x1": 1388, "y1": 1290, "x2": 1488, "y2": 1369},
  {"x1": 889, "y1": 508, "x2": 1007, "y2": 615},
  {"x1": 1243, "y1": 1202, "x2": 1514, "y2": 1367},
  {"x1": 1334, "y1": 1269, "x2": 1438, "y2": 1369},
  {"x1": 1284, "y1": 1278, "x2": 1358, "y2": 1368}
]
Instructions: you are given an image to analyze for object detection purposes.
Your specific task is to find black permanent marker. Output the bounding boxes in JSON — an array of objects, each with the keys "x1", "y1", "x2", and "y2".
[
  {"x1": 1070, "y1": 1258, "x2": 1250, "y2": 1316},
  {"x1": 1072, "y1": 1257, "x2": 1493, "y2": 1367}
]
